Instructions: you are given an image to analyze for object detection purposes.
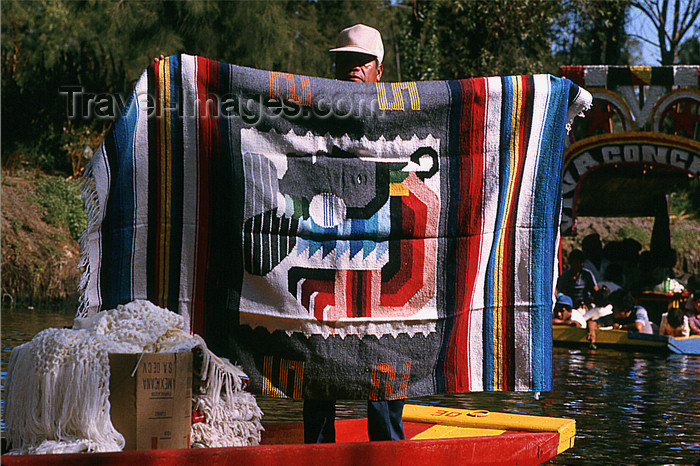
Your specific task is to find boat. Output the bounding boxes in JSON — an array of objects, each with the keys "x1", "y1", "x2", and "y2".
[
  {"x1": 553, "y1": 325, "x2": 700, "y2": 355},
  {"x1": 1, "y1": 404, "x2": 575, "y2": 465}
]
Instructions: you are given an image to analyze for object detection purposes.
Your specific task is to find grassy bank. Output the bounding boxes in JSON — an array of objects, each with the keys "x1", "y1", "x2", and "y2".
[{"x1": 1, "y1": 170, "x2": 84, "y2": 306}]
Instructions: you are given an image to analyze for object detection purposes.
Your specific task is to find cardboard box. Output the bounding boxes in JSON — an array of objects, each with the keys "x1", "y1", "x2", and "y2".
[{"x1": 109, "y1": 352, "x2": 192, "y2": 450}]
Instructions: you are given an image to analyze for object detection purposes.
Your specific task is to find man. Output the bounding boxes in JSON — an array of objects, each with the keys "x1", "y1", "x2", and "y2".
[
  {"x1": 331, "y1": 24, "x2": 383, "y2": 82},
  {"x1": 557, "y1": 249, "x2": 598, "y2": 310},
  {"x1": 586, "y1": 290, "x2": 653, "y2": 344},
  {"x1": 659, "y1": 306, "x2": 690, "y2": 337},
  {"x1": 685, "y1": 289, "x2": 700, "y2": 335},
  {"x1": 303, "y1": 24, "x2": 405, "y2": 444},
  {"x1": 581, "y1": 233, "x2": 609, "y2": 282},
  {"x1": 683, "y1": 274, "x2": 700, "y2": 335},
  {"x1": 552, "y1": 294, "x2": 585, "y2": 327}
]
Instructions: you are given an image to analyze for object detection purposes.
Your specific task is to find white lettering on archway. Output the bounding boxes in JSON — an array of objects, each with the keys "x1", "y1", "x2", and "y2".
[
  {"x1": 601, "y1": 146, "x2": 621, "y2": 163},
  {"x1": 573, "y1": 152, "x2": 597, "y2": 176}
]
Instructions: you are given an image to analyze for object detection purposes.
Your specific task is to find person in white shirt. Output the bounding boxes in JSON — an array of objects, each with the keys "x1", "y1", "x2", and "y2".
[
  {"x1": 552, "y1": 294, "x2": 585, "y2": 327},
  {"x1": 587, "y1": 290, "x2": 653, "y2": 344},
  {"x1": 659, "y1": 306, "x2": 690, "y2": 337}
]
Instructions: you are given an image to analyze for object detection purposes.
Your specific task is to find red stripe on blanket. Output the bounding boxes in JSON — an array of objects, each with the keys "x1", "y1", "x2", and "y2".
[
  {"x1": 301, "y1": 277, "x2": 334, "y2": 321},
  {"x1": 192, "y1": 56, "x2": 218, "y2": 336},
  {"x1": 445, "y1": 78, "x2": 488, "y2": 392}
]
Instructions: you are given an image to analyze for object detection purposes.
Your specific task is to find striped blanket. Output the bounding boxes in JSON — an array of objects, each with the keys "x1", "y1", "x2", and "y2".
[{"x1": 80, "y1": 54, "x2": 591, "y2": 398}]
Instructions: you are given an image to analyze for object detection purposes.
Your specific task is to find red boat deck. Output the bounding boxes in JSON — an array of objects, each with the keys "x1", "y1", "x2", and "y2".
[{"x1": 1, "y1": 405, "x2": 575, "y2": 465}]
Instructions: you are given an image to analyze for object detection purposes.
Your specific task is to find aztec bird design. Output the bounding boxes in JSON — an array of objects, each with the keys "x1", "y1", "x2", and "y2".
[
  {"x1": 242, "y1": 137, "x2": 440, "y2": 324},
  {"x1": 279, "y1": 147, "x2": 390, "y2": 221}
]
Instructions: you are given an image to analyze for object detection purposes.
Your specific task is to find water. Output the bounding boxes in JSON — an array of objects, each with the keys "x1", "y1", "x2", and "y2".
[{"x1": 2, "y1": 306, "x2": 699, "y2": 464}]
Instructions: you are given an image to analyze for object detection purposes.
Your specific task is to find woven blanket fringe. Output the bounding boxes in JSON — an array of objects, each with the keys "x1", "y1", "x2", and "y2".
[
  {"x1": 565, "y1": 85, "x2": 593, "y2": 133},
  {"x1": 5, "y1": 330, "x2": 125, "y2": 454},
  {"x1": 77, "y1": 159, "x2": 100, "y2": 319},
  {"x1": 161, "y1": 331, "x2": 265, "y2": 447},
  {"x1": 4, "y1": 301, "x2": 263, "y2": 454}
]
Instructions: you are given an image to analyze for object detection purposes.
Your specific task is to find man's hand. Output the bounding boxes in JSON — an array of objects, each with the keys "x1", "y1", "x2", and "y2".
[
  {"x1": 586, "y1": 321, "x2": 597, "y2": 344},
  {"x1": 154, "y1": 54, "x2": 165, "y2": 63}
]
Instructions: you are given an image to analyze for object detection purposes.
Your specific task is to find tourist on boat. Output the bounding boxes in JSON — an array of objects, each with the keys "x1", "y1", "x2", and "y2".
[
  {"x1": 581, "y1": 233, "x2": 610, "y2": 282},
  {"x1": 552, "y1": 294, "x2": 585, "y2": 327},
  {"x1": 687, "y1": 292, "x2": 700, "y2": 336},
  {"x1": 646, "y1": 248, "x2": 680, "y2": 292},
  {"x1": 303, "y1": 24, "x2": 404, "y2": 445},
  {"x1": 586, "y1": 290, "x2": 653, "y2": 344},
  {"x1": 619, "y1": 238, "x2": 643, "y2": 291},
  {"x1": 581, "y1": 286, "x2": 613, "y2": 321},
  {"x1": 557, "y1": 249, "x2": 598, "y2": 310},
  {"x1": 683, "y1": 274, "x2": 700, "y2": 335},
  {"x1": 596, "y1": 263, "x2": 624, "y2": 294},
  {"x1": 659, "y1": 306, "x2": 690, "y2": 337}
]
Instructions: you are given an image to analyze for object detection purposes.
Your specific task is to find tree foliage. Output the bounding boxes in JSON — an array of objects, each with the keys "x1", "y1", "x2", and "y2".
[
  {"x1": 554, "y1": 0, "x2": 631, "y2": 66},
  {"x1": 397, "y1": 0, "x2": 564, "y2": 80},
  {"x1": 678, "y1": 35, "x2": 700, "y2": 63},
  {"x1": 3, "y1": 0, "x2": 690, "y2": 177},
  {"x1": 630, "y1": 0, "x2": 700, "y2": 65},
  {"x1": 2, "y1": 1, "x2": 133, "y2": 172},
  {"x1": 1, "y1": 0, "x2": 399, "y2": 173}
]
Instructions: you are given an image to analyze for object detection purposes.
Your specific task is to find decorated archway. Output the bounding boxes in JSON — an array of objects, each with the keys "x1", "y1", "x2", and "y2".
[{"x1": 559, "y1": 65, "x2": 700, "y2": 236}]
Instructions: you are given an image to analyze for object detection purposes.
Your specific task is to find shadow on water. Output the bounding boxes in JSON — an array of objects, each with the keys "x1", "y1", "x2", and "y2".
[{"x1": 2, "y1": 306, "x2": 699, "y2": 463}]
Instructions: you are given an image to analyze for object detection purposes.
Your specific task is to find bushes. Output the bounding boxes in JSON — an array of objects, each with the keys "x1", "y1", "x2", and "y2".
[
  {"x1": 670, "y1": 183, "x2": 700, "y2": 220},
  {"x1": 31, "y1": 176, "x2": 86, "y2": 241}
]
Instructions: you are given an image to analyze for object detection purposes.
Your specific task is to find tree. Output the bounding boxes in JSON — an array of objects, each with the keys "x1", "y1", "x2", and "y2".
[
  {"x1": 395, "y1": 1, "x2": 440, "y2": 81},
  {"x1": 1, "y1": 0, "x2": 400, "y2": 174},
  {"x1": 554, "y1": 0, "x2": 632, "y2": 66},
  {"x1": 397, "y1": 0, "x2": 565, "y2": 81},
  {"x1": 678, "y1": 35, "x2": 700, "y2": 63},
  {"x1": 630, "y1": 0, "x2": 700, "y2": 64},
  {"x1": 1, "y1": 1, "x2": 133, "y2": 172}
]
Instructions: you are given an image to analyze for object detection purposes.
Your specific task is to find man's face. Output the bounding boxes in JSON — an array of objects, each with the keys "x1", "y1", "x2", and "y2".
[
  {"x1": 555, "y1": 305, "x2": 572, "y2": 320},
  {"x1": 612, "y1": 308, "x2": 632, "y2": 320},
  {"x1": 570, "y1": 260, "x2": 583, "y2": 274},
  {"x1": 335, "y1": 52, "x2": 383, "y2": 83}
]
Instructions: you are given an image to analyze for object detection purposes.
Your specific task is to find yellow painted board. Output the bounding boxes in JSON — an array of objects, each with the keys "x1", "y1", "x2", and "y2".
[
  {"x1": 558, "y1": 426, "x2": 576, "y2": 454},
  {"x1": 410, "y1": 425, "x2": 506, "y2": 440},
  {"x1": 403, "y1": 404, "x2": 574, "y2": 434},
  {"x1": 403, "y1": 404, "x2": 576, "y2": 455}
]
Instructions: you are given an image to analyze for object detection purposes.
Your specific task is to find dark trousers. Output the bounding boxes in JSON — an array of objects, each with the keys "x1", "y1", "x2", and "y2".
[{"x1": 303, "y1": 399, "x2": 405, "y2": 443}]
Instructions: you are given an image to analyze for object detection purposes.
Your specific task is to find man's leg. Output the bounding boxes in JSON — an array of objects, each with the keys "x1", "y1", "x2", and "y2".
[
  {"x1": 303, "y1": 399, "x2": 336, "y2": 443},
  {"x1": 367, "y1": 399, "x2": 405, "y2": 441}
]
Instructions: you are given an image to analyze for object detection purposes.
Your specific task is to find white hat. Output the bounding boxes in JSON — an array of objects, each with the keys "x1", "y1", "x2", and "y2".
[{"x1": 329, "y1": 24, "x2": 384, "y2": 64}]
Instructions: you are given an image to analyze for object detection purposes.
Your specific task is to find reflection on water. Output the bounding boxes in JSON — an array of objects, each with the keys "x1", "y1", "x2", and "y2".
[
  {"x1": 545, "y1": 348, "x2": 700, "y2": 464},
  {"x1": 2, "y1": 306, "x2": 699, "y2": 463}
]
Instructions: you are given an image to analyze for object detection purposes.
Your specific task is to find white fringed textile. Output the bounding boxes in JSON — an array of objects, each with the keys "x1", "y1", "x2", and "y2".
[{"x1": 5, "y1": 300, "x2": 263, "y2": 455}]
